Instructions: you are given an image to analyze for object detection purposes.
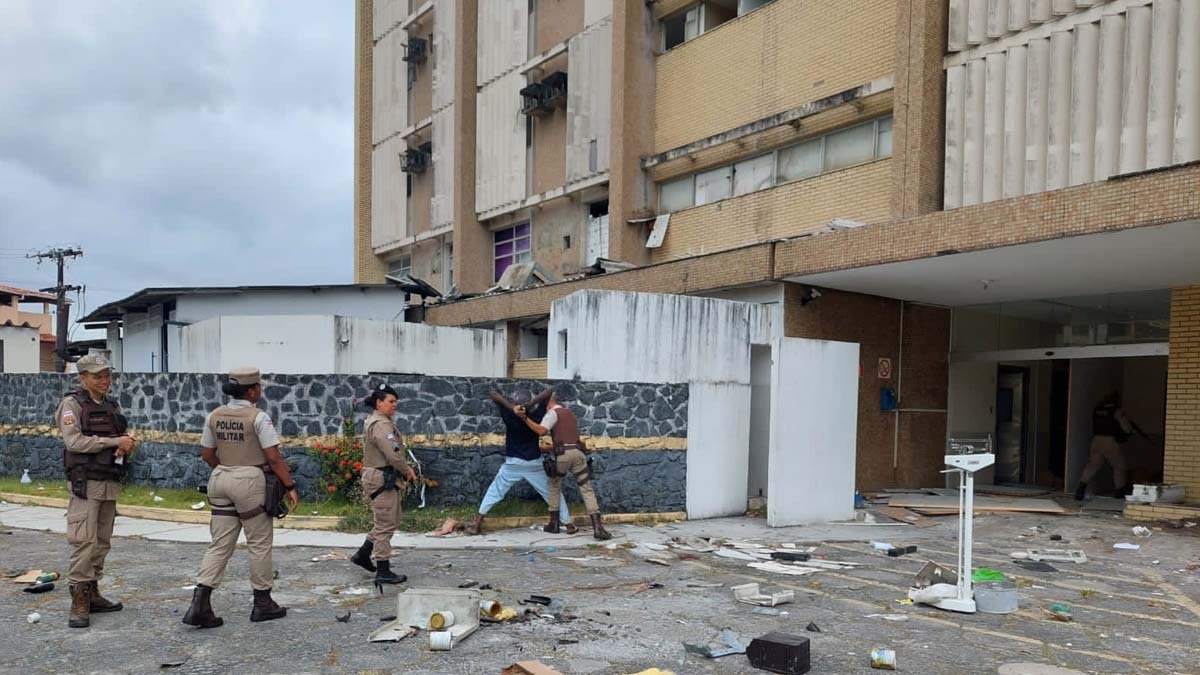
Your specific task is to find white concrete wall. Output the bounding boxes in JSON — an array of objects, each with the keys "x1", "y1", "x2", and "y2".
[
  {"x1": 687, "y1": 381, "x2": 753, "y2": 519},
  {"x1": 333, "y1": 317, "x2": 506, "y2": 377},
  {"x1": 217, "y1": 315, "x2": 337, "y2": 374},
  {"x1": 566, "y1": 18, "x2": 612, "y2": 183},
  {"x1": 767, "y1": 337, "x2": 860, "y2": 526},
  {"x1": 475, "y1": 70, "x2": 528, "y2": 214},
  {"x1": 695, "y1": 283, "x2": 783, "y2": 345},
  {"x1": 120, "y1": 310, "x2": 162, "y2": 372},
  {"x1": 175, "y1": 316, "x2": 222, "y2": 373},
  {"x1": 174, "y1": 288, "x2": 407, "y2": 324},
  {"x1": 0, "y1": 325, "x2": 39, "y2": 373},
  {"x1": 748, "y1": 345, "x2": 773, "y2": 499},
  {"x1": 944, "y1": 0, "x2": 1200, "y2": 208}
]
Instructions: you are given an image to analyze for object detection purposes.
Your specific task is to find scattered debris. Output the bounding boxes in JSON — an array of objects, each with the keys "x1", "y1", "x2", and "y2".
[
  {"x1": 370, "y1": 588, "x2": 482, "y2": 645},
  {"x1": 26, "y1": 612, "x2": 40, "y2": 624},
  {"x1": 908, "y1": 583, "x2": 958, "y2": 606},
  {"x1": 805, "y1": 622, "x2": 821, "y2": 633},
  {"x1": 770, "y1": 551, "x2": 810, "y2": 562},
  {"x1": 683, "y1": 628, "x2": 747, "y2": 659},
  {"x1": 1125, "y1": 483, "x2": 1185, "y2": 504},
  {"x1": 10, "y1": 570, "x2": 43, "y2": 584},
  {"x1": 1132, "y1": 526, "x2": 1153, "y2": 538},
  {"x1": 1113, "y1": 543, "x2": 1141, "y2": 551},
  {"x1": 865, "y1": 614, "x2": 909, "y2": 622},
  {"x1": 502, "y1": 661, "x2": 564, "y2": 675},
  {"x1": 190, "y1": 501, "x2": 205, "y2": 510},
  {"x1": 915, "y1": 561, "x2": 958, "y2": 587},
  {"x1": 886, "y1": 494, "x2": 1067, "y2": 515},
  {"x1": 747, "y1": 632, "x2": 810, "y2": 675},
  {"x1": 340, "y1": 587, "x2": 372, "y2": 596},
  {"x1": 1014, "y1": 561, "x2": 1059, "y2": 573},
  {"x1": 747, "y1": 561, "x2": 819, "y2": 577},
  {"x1": 732, "y1": 583, "x2": 794, "y2": 607},
  {"x1": 886, "y1": 545, "x2": 918, "y2": 558},
  {"x1": 335, "y1": 611, "x2": 351, "y2": 623},
  {"x1": 1044, "y1": 603, "x2": 1073, "y2": 622},
  {"x1": 23, "y1": 582, "x2": 54, "y2": 594},
  {"x1": 458, "y1": 581, "x2": 478, "y2": 589},
  {"x1": 975, "y1": 581, "x2": 1019, "y2": 614},
  {"x1": 1010, "y1": 549, "x2": 1087, "y2": 564},
  {"x1": 715, "y1": 549, "x2": 760, "y2": 562},
  {"x1": 874, "y1": 506, "x2": 942, "y2": 528},
  {"x1": 35, "y1": 572, "x2": 58, "y2": 583},
  {"x1": 752, "y1": 607, "x2": 789, "y2": 616},
  {"x1": 683, "y1": 580, "x2": 724, "y2": 588},
  {"x1": 152, "y1": 495, "x2": 165, "y2": 503},
  {"x1": 379, "y1": 615, "x2": 396, "y2": 622},
  {"x1": 972, "y1": 568, "x2": 1006, "y2": 583},
  {"x1": 870, "y1": 541, "x2": 895, "y2": 552},
  {"x1": 522, "y1": 595, "x2": 553, "y2": 606},
  {"x1": 1049, "y1": 534, "x2": 1063, "y2": 541},
  {"x1": 311, "y1": 551, "x2": 349, "y2": 562},
  {"x1": 426, "y1": 518, "x2": 458, "y2": 538},
  {"x1": 870, "y1": 647, "x2": 897, "y2": 670}
]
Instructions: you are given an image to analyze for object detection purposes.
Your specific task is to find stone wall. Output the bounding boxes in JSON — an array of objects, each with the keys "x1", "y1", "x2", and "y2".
[{"x1": 0, "y1": 373, "x2": 688, "y2": 512}]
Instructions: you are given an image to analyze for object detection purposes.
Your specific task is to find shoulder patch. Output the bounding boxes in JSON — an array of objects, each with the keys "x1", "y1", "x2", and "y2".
[{"x1": 61, "y1": 409, "x2": 76, "y2": 426}]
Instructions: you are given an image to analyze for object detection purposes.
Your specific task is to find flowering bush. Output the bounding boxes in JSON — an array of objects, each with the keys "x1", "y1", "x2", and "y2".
[{"x1": 309, "y1": 416, "x2": 364, "y2": 502}]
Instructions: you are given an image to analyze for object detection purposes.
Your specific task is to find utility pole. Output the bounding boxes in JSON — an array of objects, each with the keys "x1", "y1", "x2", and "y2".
[{"x1": 27, "y1": 247, "x2": 83, "y2": 372}]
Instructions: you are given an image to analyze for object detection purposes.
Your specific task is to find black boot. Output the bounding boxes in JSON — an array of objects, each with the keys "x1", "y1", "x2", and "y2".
[
  {"x1": 1074, "y1": 482, "x2": 1088, "y2": 501},
  {"x1": 182, "y1": 584, "x2": 223, "y2": 628},
  {"x1": 350, "y1": 539, "x2": 376, "y2": 572},
  {"x1": 374, "y1": 559, "x2": 406, "y2": 585},
  {"x1": 590, "y1": 513, "x2": 613, "y2": 541},
  {"x1": 543, "y1": 511, "x2": 561, "y2": 534},
  {"x1": 249, "y1": 588, "x2": 287, "y2": 623},
  {"x1": 88, "y1": 581, "x2": 123, "y2": 613},
  {"x1": 68, "y1": 583, "x2": 90, "y2": 628}
]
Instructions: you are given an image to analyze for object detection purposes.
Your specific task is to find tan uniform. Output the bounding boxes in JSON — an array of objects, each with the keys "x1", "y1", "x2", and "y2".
[
  {"x1": 543, "y1": 406, "x2": 601, "y2": 515},
  {"x1": 195, "y1": 401, "x2": 280, "y2": 591},
  {"x1": 56, "y1": 396, "x2": 122, "y2": 585},
  {"x1": 361, "y1": 411, "x2": 409, "y2": 561}
]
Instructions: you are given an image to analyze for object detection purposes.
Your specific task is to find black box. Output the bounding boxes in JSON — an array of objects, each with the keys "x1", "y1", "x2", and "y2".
[{"x1": 747, "y1": 632, "x2": 811, "y2": 674}]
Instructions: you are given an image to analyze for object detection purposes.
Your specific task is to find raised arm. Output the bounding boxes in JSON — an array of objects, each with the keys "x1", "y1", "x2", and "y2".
[
  {"x1": 530, "y1": 387, "x2": 553, "y2": 406},
  {"x1": 489, "y1": 389, "x2": 515, "y2": 412}
]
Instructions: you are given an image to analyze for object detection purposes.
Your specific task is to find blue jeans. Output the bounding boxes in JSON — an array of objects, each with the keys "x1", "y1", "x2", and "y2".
[{"x1": 478, "y1": 457, "x2": 570, "y2": 521}]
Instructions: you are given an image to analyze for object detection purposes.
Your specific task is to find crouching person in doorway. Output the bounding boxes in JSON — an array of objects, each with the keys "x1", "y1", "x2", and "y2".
[
  {"x1": 350, "y1": 384, "x2": 415, "y2": 586},
  {"x1": 518, "y1": 390, "x2": 613, "y2": 540},
  {"x1": 183, "y1": 367, "x2": 299, "y2": 628}
]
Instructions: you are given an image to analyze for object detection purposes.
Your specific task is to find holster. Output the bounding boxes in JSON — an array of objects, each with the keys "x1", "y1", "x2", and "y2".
[
  {"x1": 542, "y1": 453, "x2": 560, "y2": 478},
  {"x1": 369, "y1": 466, "x2": 400, "y2": 500},
  {"x1": 68, "y1": 466, "x2": 89, "y2": 499},
  {"x1": 261, "y1": 467, "x2": 289, "y2": 519}
]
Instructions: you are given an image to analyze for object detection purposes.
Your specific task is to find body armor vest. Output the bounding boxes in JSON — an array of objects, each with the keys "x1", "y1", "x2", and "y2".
[
  {"x1": 62, "y1": 391, "x2": 126, "y2": 481},
  {"x1": 549, "y1": 406, "x2": 582, "y2": 449},
  {"x1": 363, "y1": 412, "x2": 398, "y2": 469},
  {"x1": 208, "y1": 405, "x2": 267, "y2": 466},
  {"x1": 1093, "y1": 403, "x2": 1124, "y2": 439}
]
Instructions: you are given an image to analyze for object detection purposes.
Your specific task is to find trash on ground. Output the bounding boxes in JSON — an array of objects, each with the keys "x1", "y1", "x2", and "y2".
[
  {"x1": 311, "y1": 551, "x2": 350, "y2": 562},
  {"x1": 747, "y1": 561, "x2": 820, "y2": 577},
  {"x1": 426, "y1": 518, "x2": 458, "y2": 537},
  {"x1": 26, "y1": 612, "x2": 40, "y2": 624},
  {"x1": 1044, "y1": 603, "x2": 1073, "y2": 622},
  {"x1": 1132, "y1": 526, "x2": 1153, "y2": 538},
  {"x1": 870, "y1": 647, "x2": 897, "y2": 670},
  {"x1": 752, "y1": 607, "x2": 789, "y2": 616},
  {"x1": 1010, "y1": 549, "x2": 1087, "y2": 563},
  {"x1": 770, "y1": 551, "x2": 811, "y2": 562},
  {"x1": 190, "y1": 501, "x2": 205, "y2": 510},
  {"x1": 152, "y1": 495, "x2": 165, "y2": 502},
  {"x1": 10, "y1": 570, "x2": 43, "y2": 584},
  {"x1": 335, "y1": 611, "x2": 351, "y2": 623},
  {"x1": 732, "y1": 582, "x2": 794, "y2": 607},
  {"x1": 522, "y1": 595, "x2": 553, "y2": 606},
  {"x1": 668, "y1": 536, "x2": 717, "y2": 552},
  {"x1": 1125, "y1": 483, "x2": 1185, "y2": 504},
  {"x1": 805, "y1": 622, "x2": 821, "y2": 633},
  {"x1": 908, "y1": 583, "x2": 958, "y2": 606},
  {"x1": 915, "y1": 561, "x2": 958, "y2": 587},
  {"x1": 35, "y1": 572, "x2": 58, "y2": 583},
  {"x1": 715, "y1": 548, "x2": 760, "y2": 562},
  {"x1": 871, "y1": 541, "x2": 895, "y2": 552},
  {"x1": 458, "y1": 581, "x2": 478, "y2": 588},
  {"x1": 502, "y1": 661, "x2": 565, "y2": 675},
  {"x1": 1113, "y1": 543, "x2": 1141, "y2": 551},
  {"x1": 370, "y1": 587, "x2": 482, "y2": 644},
  {"x1": 683, "y1": 580, "x2": 724, "y2": 588},
  {"x1": 975, "y1": 581, "x2": 1019, "y2": 614},
  {"x1": 886, "y1": 545, "x2": 918, "y2": 558},
  {"x1": 23, "y1": 582, "x2": 54, "y2": 594},
  {"x1": 626, "y1": 670, "x2": 675, "y2": 675},
  {"x1": 866, "y1": 613, "x2": 909, "y2": 622},
  {"x1": 1049, "y1": 534, "x2": 1063, "y2": 541},
  {"x1": 340, "y1": 587, "x2": 372, "y2": 596},
  {"x1": 972, "y1": 567, "x2": 1006, "y2": 583},
  {"x1": 682, "y1": 628, "x2": 747, "y2": 659},
  {"x1": 1014, "y1": 561, "x2": 1058, "y2": 573},
  {"x1": 747, "y1": 631, "x2": 811, "y2": 675}
]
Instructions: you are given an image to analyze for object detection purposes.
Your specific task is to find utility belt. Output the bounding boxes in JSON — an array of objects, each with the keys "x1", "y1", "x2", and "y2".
[
  {"x1": 209, "y1": 465, "x2": 290, "y2": 521},
  {"x1": 542, "y1": 441, "x2": 589, "y2": 478},
  {"x1": 368, "y1": 465, "x2": 401, "y2": 500},
  {"x1": 66, "y1": 463, "x2": 125, "y2": 499}
]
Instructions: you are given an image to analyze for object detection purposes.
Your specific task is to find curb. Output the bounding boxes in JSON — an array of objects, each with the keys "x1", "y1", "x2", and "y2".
[{"x1": 0, "y1": 492, "x2": 686, "y2": 532}]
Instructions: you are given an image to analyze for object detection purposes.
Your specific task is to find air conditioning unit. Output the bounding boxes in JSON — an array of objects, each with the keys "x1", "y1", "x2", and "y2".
[
  {"x1": 403, "y1": 37, "x2": 428, "y2": 64},
  {"x1": 520, "y1": 71, "x2": 568, "y2": 116},
  {"x1": 401, "y1": 143, "x2": 431, "y2": 174}
]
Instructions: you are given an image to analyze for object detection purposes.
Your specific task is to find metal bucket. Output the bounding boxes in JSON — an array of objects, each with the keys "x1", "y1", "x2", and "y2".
[{"x1": 975, "y1": 581, "x2": 1019, "y2": 614}]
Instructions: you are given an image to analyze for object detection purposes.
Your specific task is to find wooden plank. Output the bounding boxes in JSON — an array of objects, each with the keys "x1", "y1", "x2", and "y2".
[
  {"x1": 887, "y1": 494, "x2": 1068, "y2": 514},
  {"x1": 874, "y1": 506, "x2": 944, "y2": 528}
]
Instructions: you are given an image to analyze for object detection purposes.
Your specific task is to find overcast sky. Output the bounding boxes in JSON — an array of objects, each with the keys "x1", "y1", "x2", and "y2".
[{"x1": 0, "y1": 1, "x2": 353, "y2": 335}]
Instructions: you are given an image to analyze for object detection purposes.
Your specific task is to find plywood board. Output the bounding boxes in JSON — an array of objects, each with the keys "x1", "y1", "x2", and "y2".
[
  {"x1": 874, "y1": 506, "x2": 944, "y2": 528},
  {"x1": 886, "y1": 495, "x2": 1068, "y2": 514}
]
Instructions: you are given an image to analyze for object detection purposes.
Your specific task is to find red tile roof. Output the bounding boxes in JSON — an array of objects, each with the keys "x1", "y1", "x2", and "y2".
[{"x1": 0, "y1": 284, "x2": 60, "y2": 303}]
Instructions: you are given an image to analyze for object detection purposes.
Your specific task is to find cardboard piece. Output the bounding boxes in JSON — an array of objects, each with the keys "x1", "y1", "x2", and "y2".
[
  {"x1": 732, "y1": 583, "x2": 794, "y2": 607},
  {"x1": 874, "y1": 506, "x2": 942, "y2": 528},
  {"x1": 886, "y1": 495, "x2": 1067, "y2": 515},
  {"x1": 11, "y1": 570, "x2": 43, "y2": 584},
  {"x1": 502, "y1": 662, "x2": 564, "y2": 675}
]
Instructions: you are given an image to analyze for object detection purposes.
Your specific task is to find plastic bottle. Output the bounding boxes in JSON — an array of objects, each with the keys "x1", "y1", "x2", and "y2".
[
  {"x1": 36, "y1": 572, "x2": 59, "y2": 583},
  {"x1": 20, "y1": 470, "x2": 32, "y2": 484}
]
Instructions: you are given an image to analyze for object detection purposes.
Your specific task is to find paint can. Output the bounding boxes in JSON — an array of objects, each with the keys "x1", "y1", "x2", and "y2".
[
  {"x1": 975, "y1": 581, "x2": 1019, "y2": 614},
  {"x1": 429, "y1": 630, "x2": 453, "y2": 651},
  {"x1": 429, "y1": 610, "x2": 456, "y2": 630},
  {"x1": 870, "y1": 647, "x2": 897, "y2": 670},
  {"x1": 480, "y1": 600, "x2": 503, "y2": 619}
]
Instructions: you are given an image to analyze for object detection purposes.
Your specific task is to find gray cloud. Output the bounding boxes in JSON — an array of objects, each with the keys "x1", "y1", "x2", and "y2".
[{"x1": 0, "y1": 0, "x2": 353, "y2": 331}]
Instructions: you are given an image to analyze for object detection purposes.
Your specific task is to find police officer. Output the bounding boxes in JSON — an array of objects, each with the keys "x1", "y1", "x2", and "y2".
[
  {"x1": 518, "y1": 390, "x2": 613, "y2": 540},
  {"x1": 56, "y1": 353, "x2": 137, "y2": 628},
  {"x1": 183, "y1": 367, "x2": 298, "y2": 628},
  {"x1": 1075, "y1": 391, "x2": 1148, "y2": 500},
  {"x1": 349, "y1": 384, "x2": 414, "y2": 585}
]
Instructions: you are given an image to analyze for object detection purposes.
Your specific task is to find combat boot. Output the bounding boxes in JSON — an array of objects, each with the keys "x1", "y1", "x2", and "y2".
[
  {"x1": 249, "y1": 588, "x2": 287, "y2": 622},
  {"x1": 590, "y1": 513, "x2": 613, "y2": 541},
  {"x1": 88, "y1": 581, "x2": 123, "y2": 613},
  {"x1": 543, "y1": 511, "x2": 561, "y2": 534},
  {"x1": 374, "y1": 560, "x2": 406, "y2": 585},
  {"x1": 68, "y1": 583, "x2": 90, "y2": 628},
  {"x1": 350, "y1": 539, "x2": 376, "y2": 572},
  {"x1": 1074, "y1": 482, "x2": 1088, "y2": 501},
  {"x1": 181, "y1": 584, "x2": 223, "y2": 628}
]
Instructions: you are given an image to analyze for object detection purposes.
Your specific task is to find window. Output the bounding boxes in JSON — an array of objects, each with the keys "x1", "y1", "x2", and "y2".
[
  {"x1": 444, "y1": 242, "x2": 454, "y2": 290},
  {"x1": 558, "y1": 329, "x2": 568, "y2": 369},
  {"x1": 824, "y1": 122, "x2": 878, "y2": 172},
  {"x1": 777, "y1": 138, "x2": 822, "y2": 182},
  {"x1": 493, "y1": 223, "x2": 531, "y2": 281},
  {"x1": 655, "y1": 116, "x2": 894, "y2": 212},
  {"x1": 733, "y1": 154, "x2": 774, "y2": 196},
  {"x1": 388, "y1": 255, "x2": 412, "y2": 277},
  {"x1": 694, "y1": 166, "x2": 732, "y2": 205},
  {"x1": 659, "y1": 175, "x2": 694, "y2": 212},
  {"x1": 662, "y1": 4, "x2": 702, "y2": 50},
  {"x1": 737, "y1": 0, "x2": 776, "y2": 15}
]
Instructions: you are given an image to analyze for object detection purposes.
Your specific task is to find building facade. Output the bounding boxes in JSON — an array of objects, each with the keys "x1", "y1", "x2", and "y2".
[
  {"x1": 0, "y1": 285, "x2": 61, "y2": 372},
  {"x1": 355, "y1": 0, "x2": 1200, "y2": 513}
]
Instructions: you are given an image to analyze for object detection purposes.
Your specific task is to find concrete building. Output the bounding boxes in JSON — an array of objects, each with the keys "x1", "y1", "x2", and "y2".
[
  {"x1": 0, "y1": 285, "x2": 61, "y2": 372},
  {"x1": 355, "y1": 1, "x2": 1200, "y2": 518}
]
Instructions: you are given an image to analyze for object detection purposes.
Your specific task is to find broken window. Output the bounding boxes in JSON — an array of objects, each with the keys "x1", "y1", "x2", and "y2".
[
  {"x1": 659, "y1": 175, "x2": 695, "y2": 213},
  {"x1": 777, "y1": 138, "x2": 822, "y2": 182},
  {"x1": 824, "y1": 121, "x2": 878, "y2": 172},
  {"x1": 662, "y1": 4, "x2": 702, "y2": 51},
  {"x1": 733, "y1": 153, "x2": 774, "y2": 196},
  {"x1": 694, "y1": 166, "x2": 732, "y2": 206},
  {"x1": 493, "y1": 223, "x2": 532, "y2": 282},
  {"x1": 388, "y1": 255, "x2": 412, "y2": 278},
  {"x1": 737, "y1": 0, "x2": 775, "y2": 16}
]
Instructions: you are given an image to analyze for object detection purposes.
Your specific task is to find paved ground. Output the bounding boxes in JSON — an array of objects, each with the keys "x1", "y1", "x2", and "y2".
[{"x1": 2, "y1": 505, "x2": 1198, "y2": 674}]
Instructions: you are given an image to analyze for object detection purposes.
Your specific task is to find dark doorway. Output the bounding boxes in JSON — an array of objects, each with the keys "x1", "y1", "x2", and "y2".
[
  {"x1": 995, "y1": 366, "x2": 1030, "y2": 483},
  {"x1": 1048, "y1": 360, "x2": 1070, "y2": 481}
]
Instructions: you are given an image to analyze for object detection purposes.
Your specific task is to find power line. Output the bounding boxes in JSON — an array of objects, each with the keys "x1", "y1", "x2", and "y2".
[{"x1": 27, "y1": 247, "x2": 83, "y2": 372}]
